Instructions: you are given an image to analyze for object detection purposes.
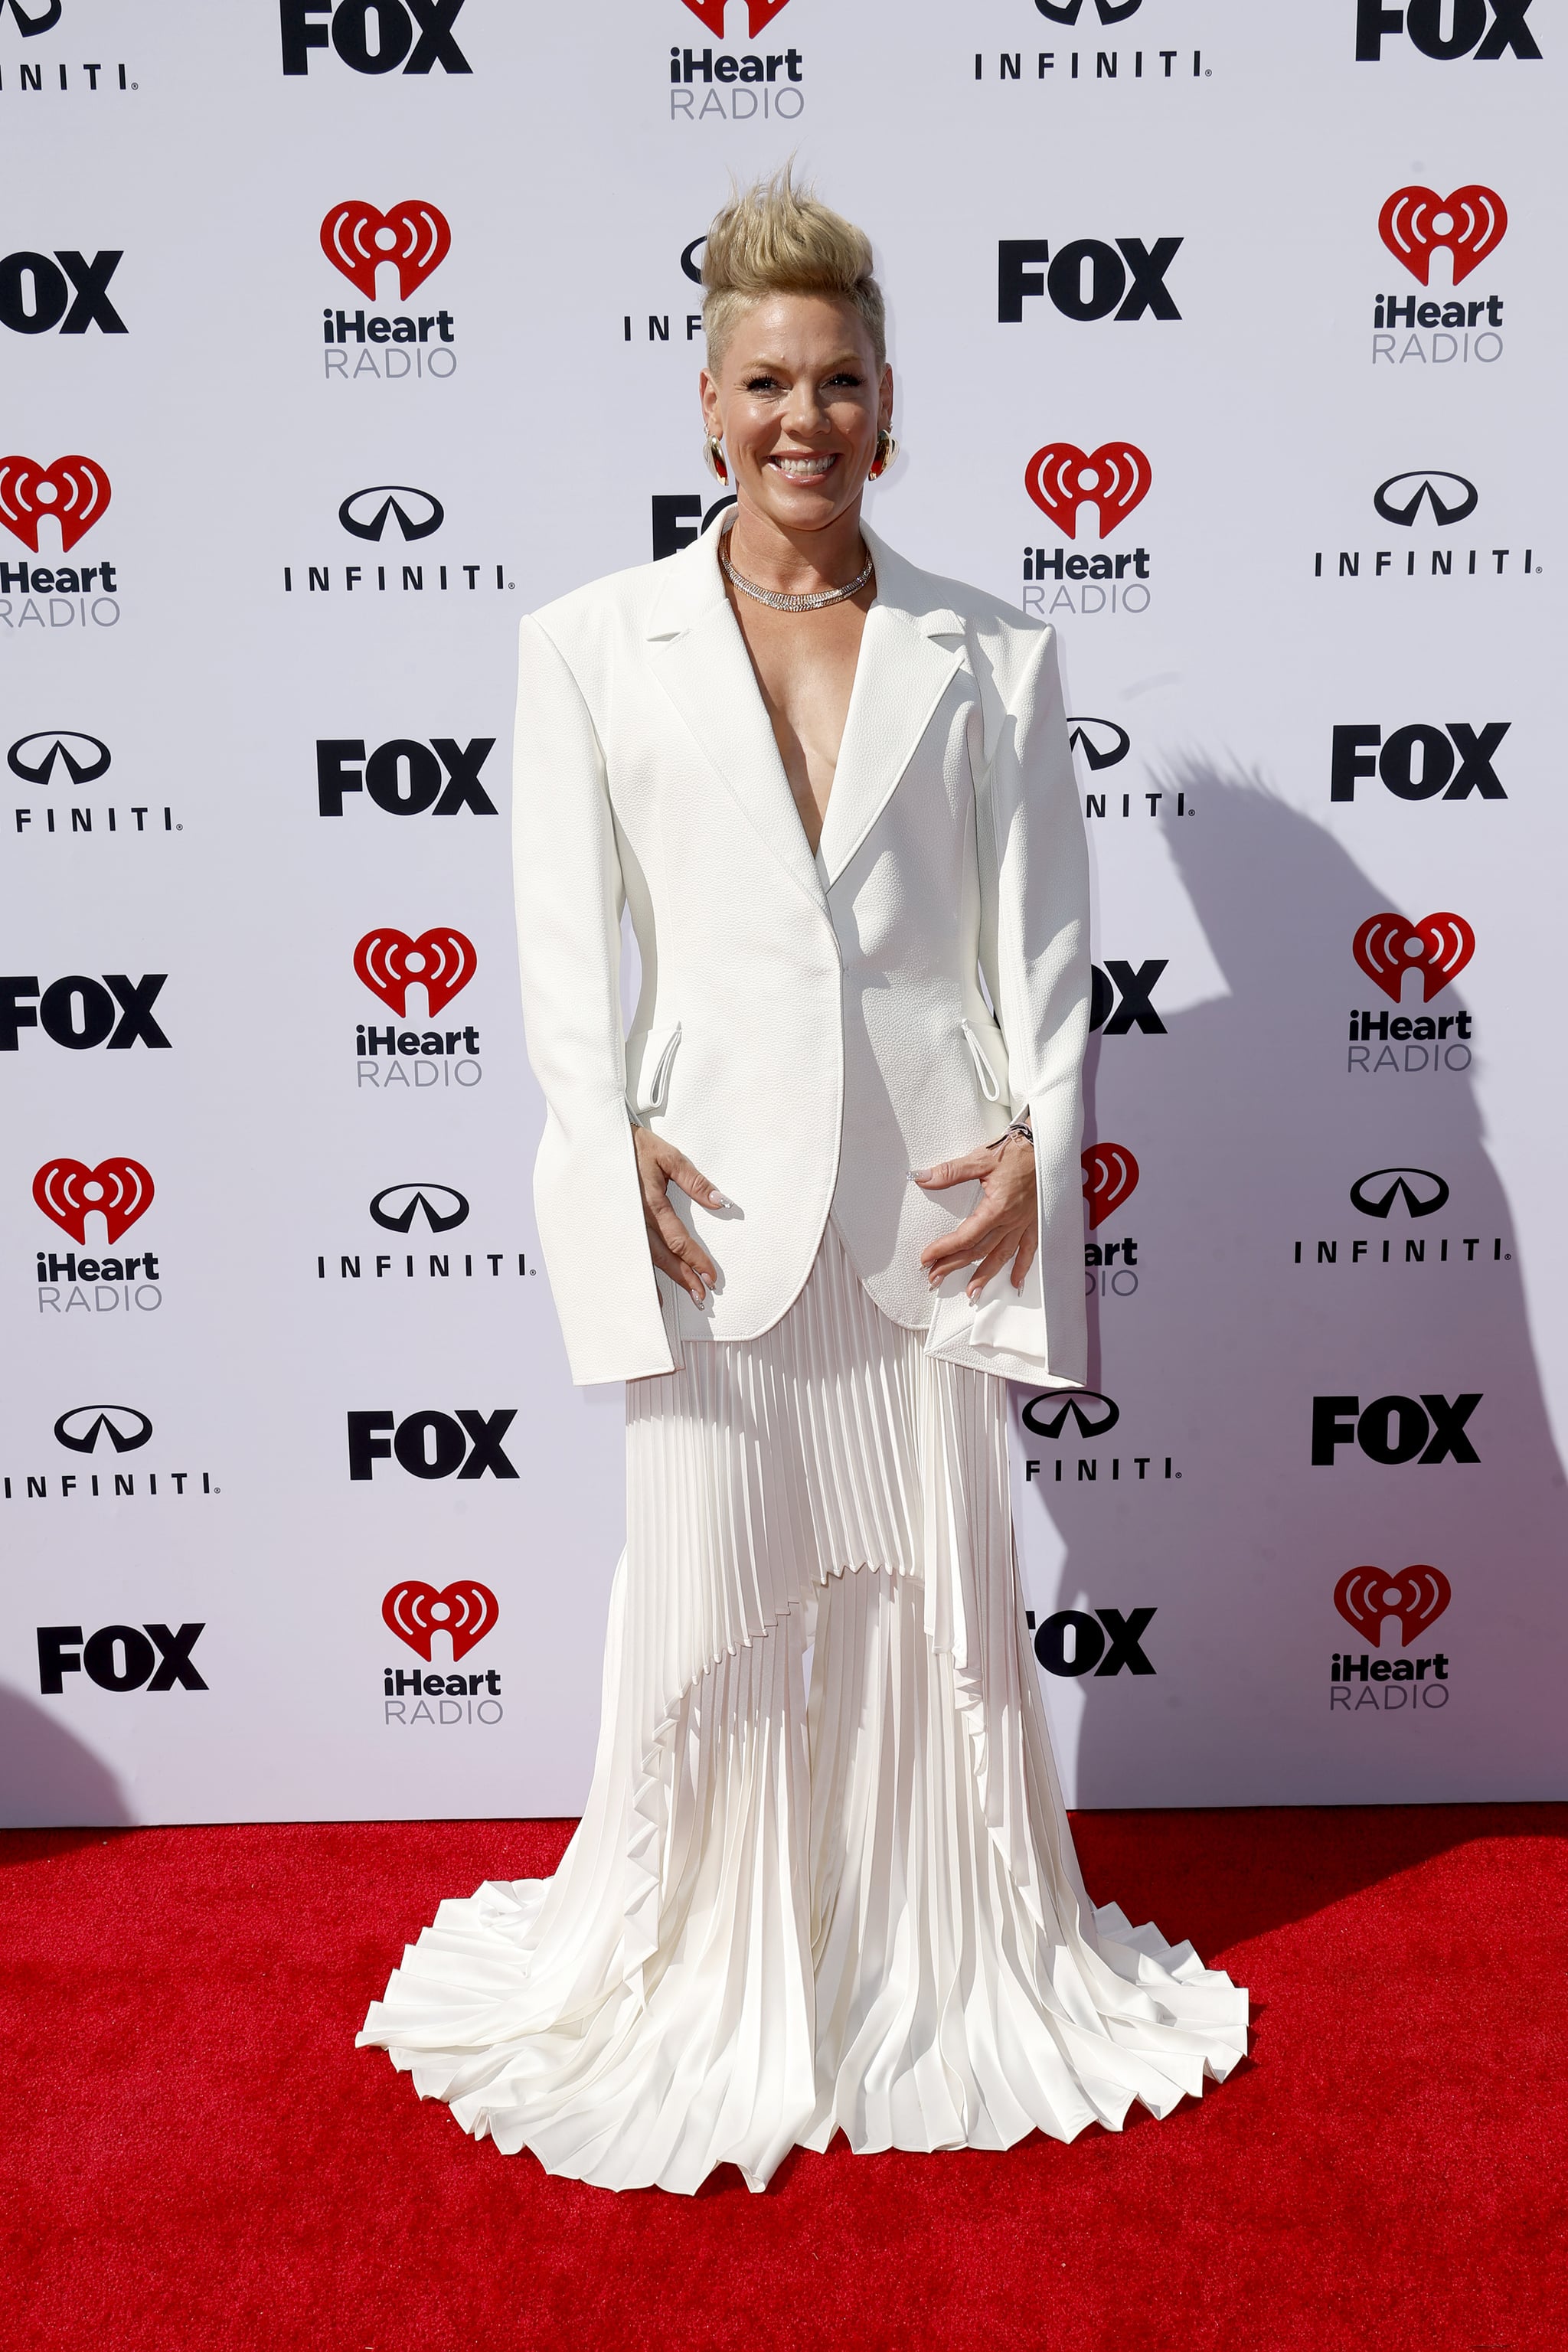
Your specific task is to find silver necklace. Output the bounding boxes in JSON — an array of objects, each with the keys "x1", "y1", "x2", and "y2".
[{"x1": 720, "y1": 540, "x2": 874, "y2": 612}]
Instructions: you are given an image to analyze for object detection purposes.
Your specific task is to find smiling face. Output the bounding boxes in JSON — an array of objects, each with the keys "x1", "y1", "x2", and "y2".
[{"x1": 700, "y1": 292, "x2": 893, "y2": 539}]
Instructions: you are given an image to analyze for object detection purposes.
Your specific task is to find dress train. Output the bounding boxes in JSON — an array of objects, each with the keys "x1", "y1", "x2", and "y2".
[{"x1": 358, "y1": 1226, "x2": 1247, "y2": 2191}]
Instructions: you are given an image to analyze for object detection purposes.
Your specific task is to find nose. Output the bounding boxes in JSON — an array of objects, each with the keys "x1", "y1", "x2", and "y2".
[{"x1": 780, "y1": 380, "x2": 831, "y2": 439}]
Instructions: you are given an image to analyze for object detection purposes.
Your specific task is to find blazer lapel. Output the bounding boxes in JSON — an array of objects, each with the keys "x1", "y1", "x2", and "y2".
[
  {"x1": 645, "y1": 524, "x2": 828, "y2": 916},
  {"x1": 815, "y1": 525, "x2": 965, "y2": 890}
]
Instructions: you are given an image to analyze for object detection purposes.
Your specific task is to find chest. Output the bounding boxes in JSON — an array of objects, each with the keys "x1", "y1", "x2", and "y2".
[
  {"x1": 610, "y1": 599, "x2": 984, "y2": 903},
  {"x1": 731, "y1": 597, "x2": 868, "y2": 824}
]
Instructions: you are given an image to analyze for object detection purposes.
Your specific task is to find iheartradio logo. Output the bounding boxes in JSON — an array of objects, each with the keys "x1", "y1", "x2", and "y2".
[
  {"x1": 679, "y1": 0, "x2": 794, "y2": 31},
  {"x1": 1025, "y1": 441, "x2": 1151, "y2": 538},
  {"x1": 34, "y1": 1157, "x2": 153, "y2": 1245},
  {"x1": 1334, "y1": 1565, "x2": 1451, "y2": 1648},
  {"x1": 1378, "y1": 185, "x2": 1506, "y2": 285},
  {"x1": 383, "y1": 1579, "x2": 498, "y2": 1661},
  {"x1": 0, "y1": 454, "x2": 111, "y2": 554},
  {"x1": 1082, "y1": 1142, "x2": 1138, "y2": 1229},
  {"x1": 1353, "y1": 912, "x2": 1474, "y2": 1003},
  {"x1": 320, "y1": 199, "x2": 451, "y2": 300},
  {"x1": 353, "y1": 926, "x2": 476, "y2": 1017}
]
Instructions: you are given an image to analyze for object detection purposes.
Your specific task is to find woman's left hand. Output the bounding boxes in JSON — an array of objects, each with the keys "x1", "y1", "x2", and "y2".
[{"x1": 912, "y1": 1136, "x2": 1037, "y2": 1299}]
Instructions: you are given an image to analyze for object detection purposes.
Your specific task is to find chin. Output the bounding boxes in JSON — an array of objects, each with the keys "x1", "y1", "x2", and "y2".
[
  {"x1": 772, "y1": 497, "x2": 840, "y2": 523},
  {"x1": 756, "y1": 484, "x2": 854, "y2": 527}
]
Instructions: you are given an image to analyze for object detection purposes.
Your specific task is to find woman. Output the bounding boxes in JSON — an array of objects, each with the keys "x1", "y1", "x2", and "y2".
[{"x1": 359, "y1": 173, "x2": 1246, "y2": 2194}]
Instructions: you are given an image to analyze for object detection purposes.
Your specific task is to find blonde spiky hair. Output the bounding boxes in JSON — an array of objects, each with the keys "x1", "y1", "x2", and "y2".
[{"x1": 701, "y1": 167, "x2": 886, "y2": 374}]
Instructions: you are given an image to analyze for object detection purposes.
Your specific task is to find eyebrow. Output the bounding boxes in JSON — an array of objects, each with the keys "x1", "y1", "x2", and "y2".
[{"x1": 737, "y1": 352, "x2": 867, "y2": 372}]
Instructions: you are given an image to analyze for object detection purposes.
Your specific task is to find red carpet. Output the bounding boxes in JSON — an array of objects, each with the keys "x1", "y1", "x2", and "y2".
[{"x1": 4, "y1": 1807, "x2": 1564, "y2": 2352}]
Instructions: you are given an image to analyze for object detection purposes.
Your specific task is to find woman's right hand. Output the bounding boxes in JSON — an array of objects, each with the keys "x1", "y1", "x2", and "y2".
[{"x1": 632, "y1": 1122, "x2": 727, "y2": 1305}]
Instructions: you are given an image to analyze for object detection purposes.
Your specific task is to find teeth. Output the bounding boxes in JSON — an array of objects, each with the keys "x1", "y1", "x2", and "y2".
[{"x1": 773, "y1": 457, "x2": 833, "y2": 476}]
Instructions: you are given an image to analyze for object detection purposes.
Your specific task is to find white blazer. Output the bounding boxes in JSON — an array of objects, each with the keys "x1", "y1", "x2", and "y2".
[{"x1": 511, "y1": 517, "x2": 1090, "y2": 1390}]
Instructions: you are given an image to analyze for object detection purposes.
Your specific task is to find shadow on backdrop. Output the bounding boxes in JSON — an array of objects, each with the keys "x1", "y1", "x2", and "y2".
[
  {"x1": 1031, "y1": 771, "x2": 1568, "y2": 1811},
  {"x1": 0, "y1": 1683, "x2": 131, "y2": 1831}
]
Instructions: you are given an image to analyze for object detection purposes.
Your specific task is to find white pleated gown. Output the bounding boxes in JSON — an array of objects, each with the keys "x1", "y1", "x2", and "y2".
[{"x1": 359, "y1": 1223, "x2": 1248, "y2": 2192}]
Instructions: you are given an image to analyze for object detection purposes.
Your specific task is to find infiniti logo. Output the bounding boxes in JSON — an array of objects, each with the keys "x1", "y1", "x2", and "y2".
[
  {"x1": 1350, "y1": 1167, "x2": 1450, "y2": 1220},
  {"x1": 1036, "y1": 0, "x2": 1145, "y2": 21},
  {"x1": 1021, "y1": 1390, "x2": 1120, "y2": 1440},
  {"x1": 1065, "y1": 717, "x2": 1131, "y2": 772},
  {"x1": 8, "y1": 730, "x2": 111, "y2": 786},
  {"x1": 368, "y1": 1181, "x2": 471, "y2": 1234},
  {"x1": 2, "y1": 3, "x2": 64, "y2": 36},
  {"x1": 338, "y1": 485, "x2": 445, "y2": 542},
  {"x1": 53, "y1": 1404, "x2": 153, "y2": 1455},
  {"x1": 1373, "y1": 470, "x2": 1478, "y2": 528}
]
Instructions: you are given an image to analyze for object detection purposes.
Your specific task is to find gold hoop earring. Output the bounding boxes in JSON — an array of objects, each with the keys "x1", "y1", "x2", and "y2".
[
  {"x1": 703, "y1": 434, "x2": 729, "y2": 486},
  {"x1": 867, "y1": 428, "x2": 898, "y2": 481}
]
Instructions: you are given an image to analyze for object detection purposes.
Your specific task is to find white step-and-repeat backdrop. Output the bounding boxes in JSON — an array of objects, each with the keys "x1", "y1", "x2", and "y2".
[{"x1": 3, "y1": 0, "x2": 1563, "y2": 1824}]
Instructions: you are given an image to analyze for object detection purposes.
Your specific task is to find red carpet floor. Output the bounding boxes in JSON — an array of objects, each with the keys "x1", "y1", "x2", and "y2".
[{"x1": 4, "y1": 1806, "x2": 1565, "y2": 2352}]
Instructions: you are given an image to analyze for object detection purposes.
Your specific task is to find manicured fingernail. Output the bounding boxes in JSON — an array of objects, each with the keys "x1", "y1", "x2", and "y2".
[
  {"x1": 909, "y1": 1168, "x2": 932, "y2": 1184},
  {"x1": 712, "y1": 1192, "x2": 733, "y2": 1210}
]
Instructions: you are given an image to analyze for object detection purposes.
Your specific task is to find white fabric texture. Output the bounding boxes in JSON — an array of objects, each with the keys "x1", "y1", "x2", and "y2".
[
  {"x1": 509, "y1": 521, "x2": 1091, "y2": 1389},
  {"x1": 359, "y1": 1226, "x2": 1249, "y2": 2194}
]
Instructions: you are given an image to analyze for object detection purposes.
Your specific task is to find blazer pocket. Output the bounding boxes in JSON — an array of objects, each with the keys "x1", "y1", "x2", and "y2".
[
  {"x1": 632, "y1": 1021, "x2": 682, "y2": 1114},
  {"x1": 960, "y1": 1018, "x2": 1004, "y2": 1105}
]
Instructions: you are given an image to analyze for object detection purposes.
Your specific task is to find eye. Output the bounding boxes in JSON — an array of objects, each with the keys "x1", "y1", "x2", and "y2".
[
  {"x1": 827, "y1": 371, "x2": 864, "y2": 387},
  {"x1": 744, "y1": 373, "x2": 782, "y2": 393}
]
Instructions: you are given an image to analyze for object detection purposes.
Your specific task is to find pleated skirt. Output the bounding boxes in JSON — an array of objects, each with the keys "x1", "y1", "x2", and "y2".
[{"x1": 358, "y1": 1222, "x2": 1248, "y2": 2193}]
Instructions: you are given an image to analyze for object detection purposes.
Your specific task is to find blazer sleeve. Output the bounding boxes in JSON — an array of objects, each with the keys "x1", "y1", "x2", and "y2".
[
  {"x1": 969, "y1": 623, "x2": 1090, "y2": 1388},
  {"x1": 511, "y1": 614, "x2": 677, "y2": 1386}
]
